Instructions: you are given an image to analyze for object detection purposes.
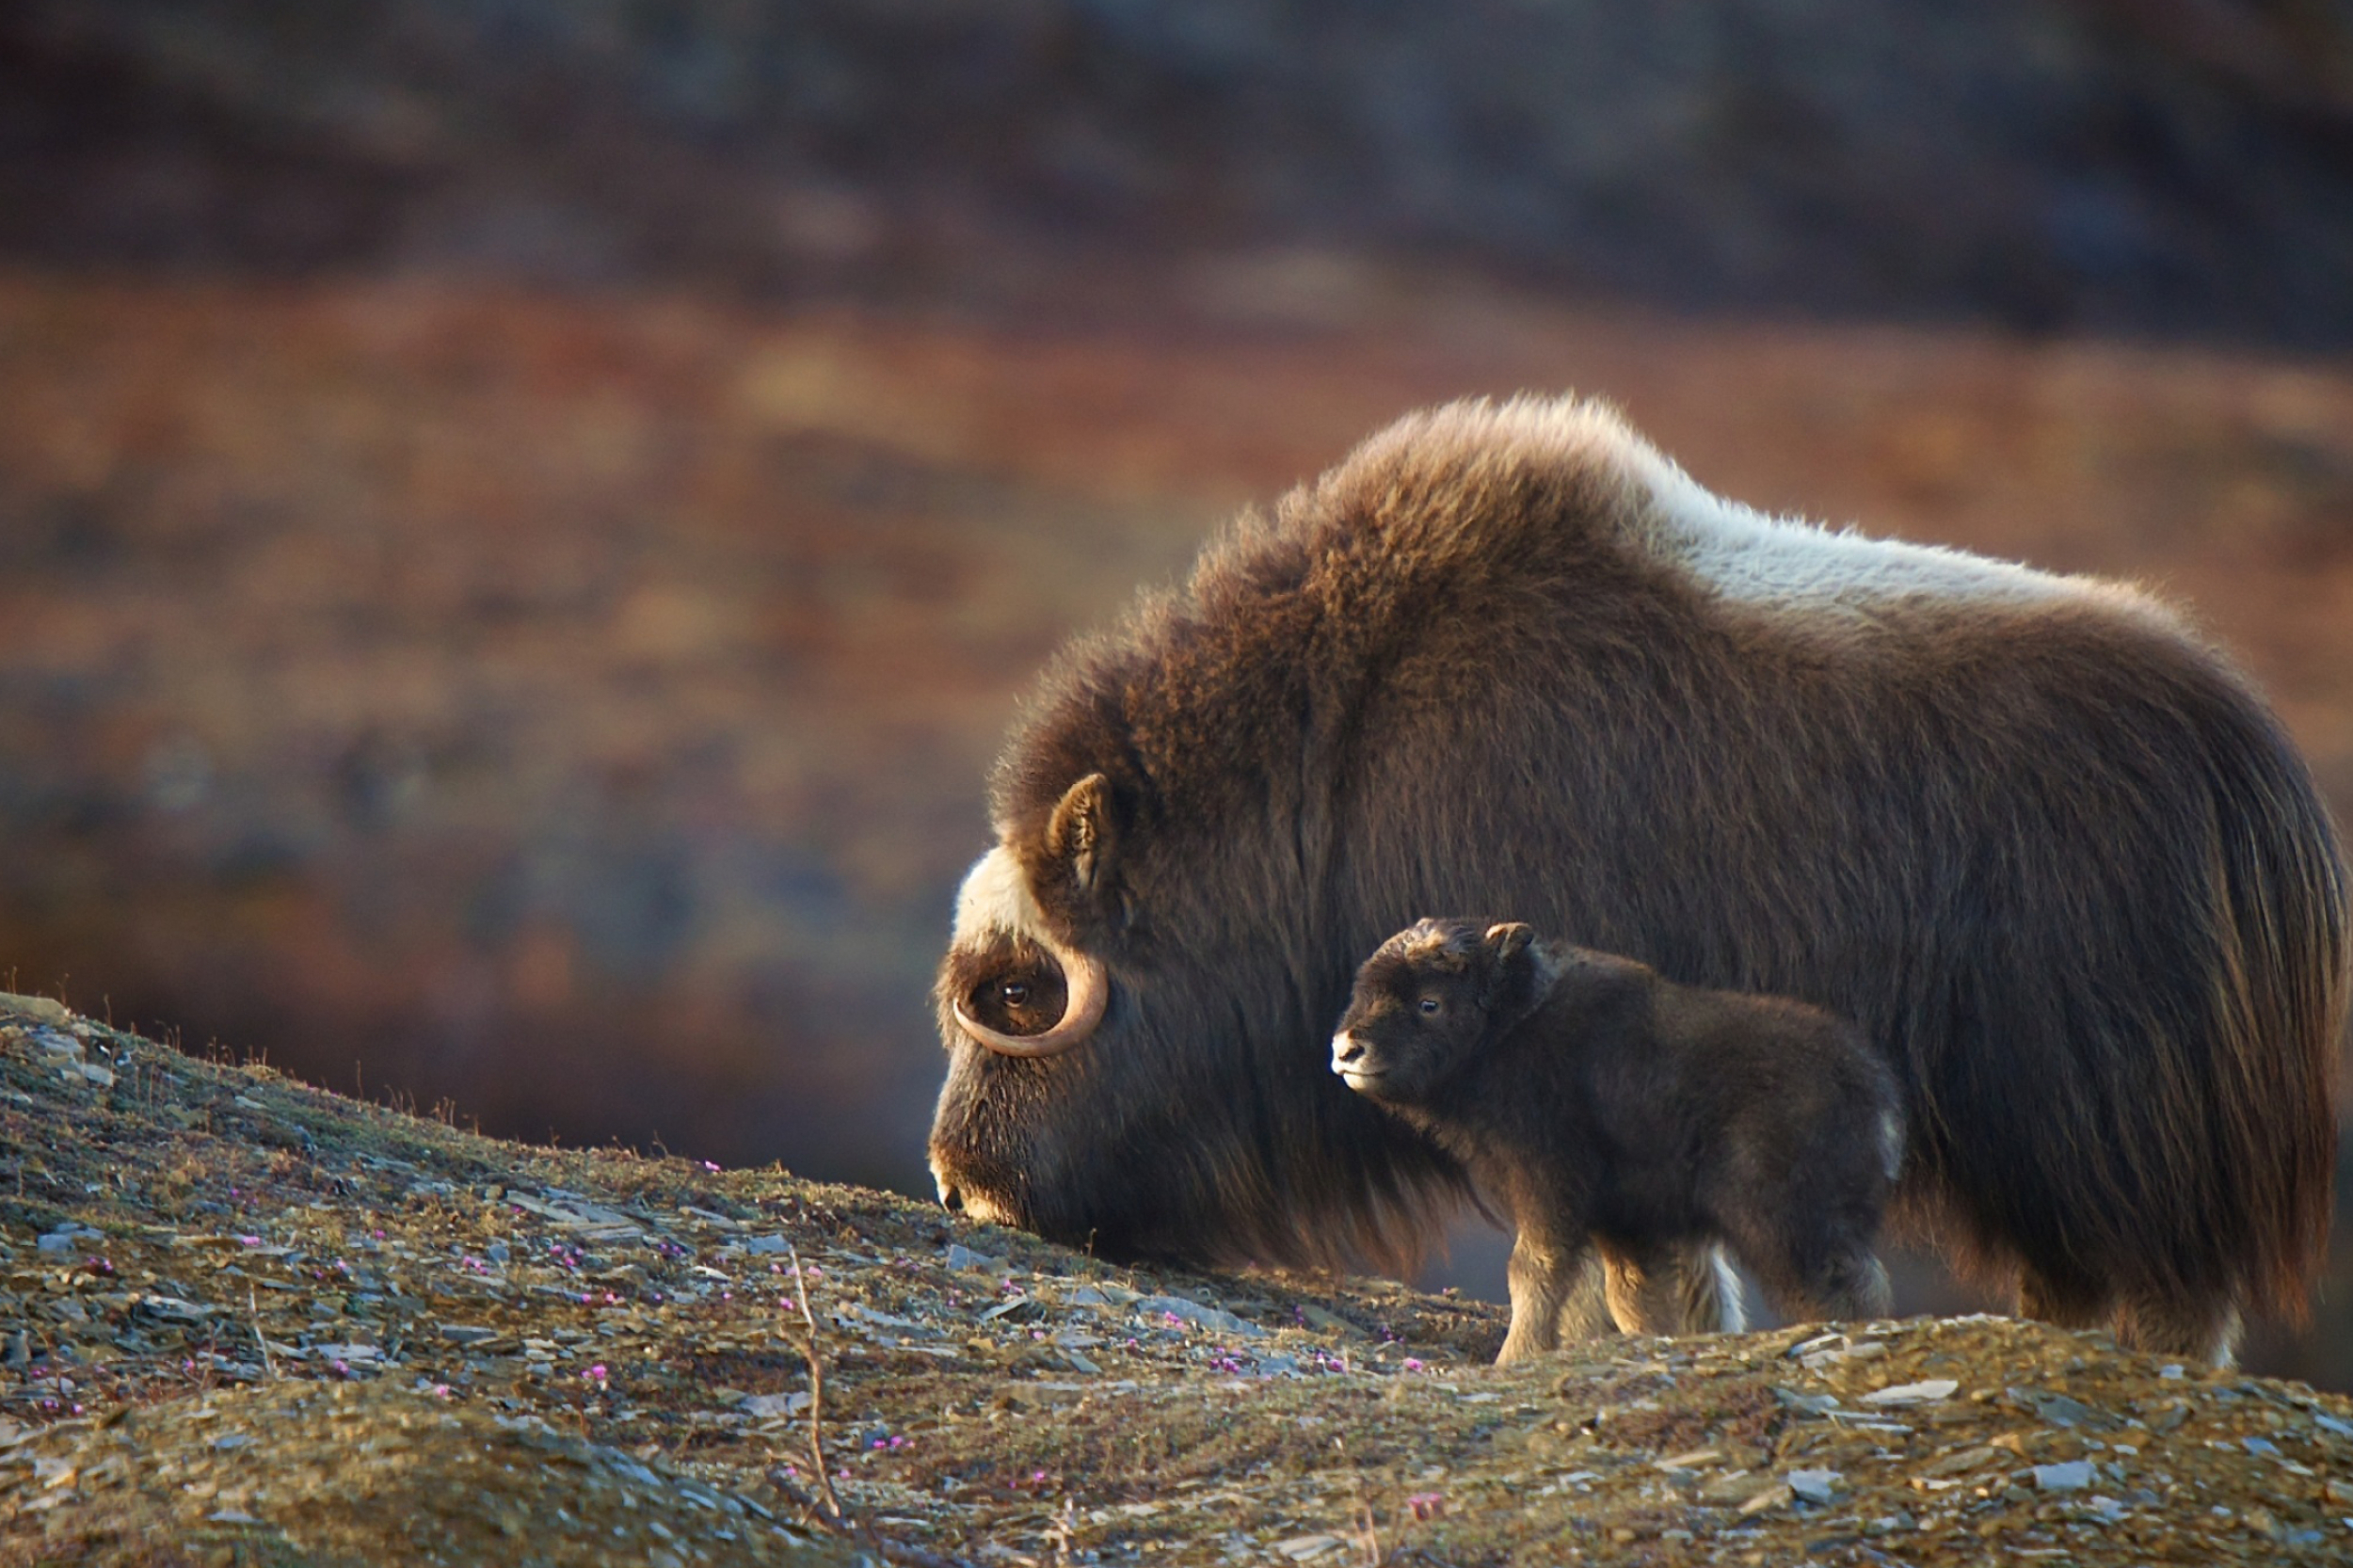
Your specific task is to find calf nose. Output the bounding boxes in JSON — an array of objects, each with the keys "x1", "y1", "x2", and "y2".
[{"x1": 1330, "y1": 1031, "x2": 1364, "y2": 1073}]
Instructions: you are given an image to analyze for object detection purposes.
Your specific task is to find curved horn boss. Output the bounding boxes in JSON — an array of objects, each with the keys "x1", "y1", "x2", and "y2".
[
  {"x1": 938, "y1": 776, "x2": 1122, "y2": 1059},
  {"x1": 949, "y1": 934, "x2": 1108, "y2": 1058}
]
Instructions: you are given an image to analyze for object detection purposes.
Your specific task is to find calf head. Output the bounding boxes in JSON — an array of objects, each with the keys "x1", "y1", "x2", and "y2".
[{"x1": 1332, "y1": 919, "x2": 1543, "y2": 1101}]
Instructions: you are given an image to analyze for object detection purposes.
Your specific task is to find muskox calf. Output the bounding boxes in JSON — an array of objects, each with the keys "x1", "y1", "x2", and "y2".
[{"x1": 1335, "y1": 919, "x2": 1900, "y2": 1364}]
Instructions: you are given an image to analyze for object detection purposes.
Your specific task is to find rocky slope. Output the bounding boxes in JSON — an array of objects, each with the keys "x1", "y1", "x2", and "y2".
[{"x1": 6, "y1": 992, "x2": 2352, "y2": 1565}]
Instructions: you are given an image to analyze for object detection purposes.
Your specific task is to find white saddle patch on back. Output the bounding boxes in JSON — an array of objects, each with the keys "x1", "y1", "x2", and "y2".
[
  {"x1": 1436, "y1": 397, "x2": 2092, "y2": 614},
  {"x1": 1607, "y1": 421, "x2": 2076, "y2": 611}
]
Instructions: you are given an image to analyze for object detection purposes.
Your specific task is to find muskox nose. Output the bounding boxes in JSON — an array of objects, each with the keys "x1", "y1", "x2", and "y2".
[
  {"x1": 938, "y1": 1182, "x2": 965, "y2": 1213},
  {"x1": 1330, "y1": 1032, "x2": 1365, "y2": 1073}
]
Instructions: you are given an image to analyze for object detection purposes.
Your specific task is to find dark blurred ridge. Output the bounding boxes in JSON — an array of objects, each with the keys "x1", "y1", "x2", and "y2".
[{"x1": 7, "y1": 0, "x2": 2353, "y2": 344}]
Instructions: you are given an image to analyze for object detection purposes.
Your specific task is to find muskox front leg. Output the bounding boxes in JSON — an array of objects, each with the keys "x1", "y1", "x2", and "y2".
[{"x1": 1499, "y1": 1227, "x2": 1589, "y2": 1366}]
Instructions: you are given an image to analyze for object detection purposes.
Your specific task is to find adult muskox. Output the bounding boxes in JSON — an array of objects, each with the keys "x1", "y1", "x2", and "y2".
[{"x1": 929, "y1": 396, "x2": 2350, "y2": 1361}]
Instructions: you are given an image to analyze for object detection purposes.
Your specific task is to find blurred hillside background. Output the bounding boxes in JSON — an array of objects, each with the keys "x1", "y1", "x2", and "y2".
[{"x1": 4, "y1": 0, "x2": 2352, "y2": 1382}]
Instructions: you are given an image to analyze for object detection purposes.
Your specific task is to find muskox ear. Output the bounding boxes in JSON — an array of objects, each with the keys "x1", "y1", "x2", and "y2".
[{"x1": 1045, "y1": 773, "x2": 1118, "y2": 895}]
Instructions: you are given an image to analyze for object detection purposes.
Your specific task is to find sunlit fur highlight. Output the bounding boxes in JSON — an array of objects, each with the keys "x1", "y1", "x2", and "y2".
[{"x1": 929, "y1": 394, "x2": 2350, "y2": 1357}]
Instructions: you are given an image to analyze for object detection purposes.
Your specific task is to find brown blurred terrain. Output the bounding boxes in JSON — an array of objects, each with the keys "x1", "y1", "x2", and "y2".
[
  {"x1": 11, "y1": 1, "x2": 2353, "y2": 344},
  {"x1": 4, "y1": 1, "x2": 2353, "y2": 1388}
]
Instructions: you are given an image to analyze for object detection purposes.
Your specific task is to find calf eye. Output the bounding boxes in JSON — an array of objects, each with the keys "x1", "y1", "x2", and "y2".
[
  {"x1": 1000, "y1": 981, "x2": 1031, "y2": 1007},
  {"x1": 1418, "y1": 997, "x2": 1442, "y2": 1016}
]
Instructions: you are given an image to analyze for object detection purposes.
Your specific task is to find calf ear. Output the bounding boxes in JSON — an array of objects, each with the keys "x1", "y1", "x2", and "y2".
[
  {"x1": 1480, "y1": 922, "x2": 1537, "y2": 1009},
  {"x1": 1483, "y1": 922, "x2": 1535, "y2": 965},
  {"x1": 1045, "y1": 773, "x2": 1118, "y2": 895}
]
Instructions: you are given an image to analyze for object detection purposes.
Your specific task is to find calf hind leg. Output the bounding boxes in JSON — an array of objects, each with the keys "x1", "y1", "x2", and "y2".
[
  {"x1": 1726, "y1": 1213, "x2": 1892, "y2": 1327},
  {"x1": 1599, "y1": 1240, "x2": 1748, "y2": 1336},
  {"x1": 1678, "y1": 1242, "x2": 1750, "y2": 1333},
  {"x1": 1779, "y1": 1248, "x2": 1892, "y2": 1325}
]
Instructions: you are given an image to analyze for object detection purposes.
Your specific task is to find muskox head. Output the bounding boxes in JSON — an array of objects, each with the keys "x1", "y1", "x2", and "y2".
[{"x1": 928, "y1": 760, "x2": 1463, "y2": 1270}]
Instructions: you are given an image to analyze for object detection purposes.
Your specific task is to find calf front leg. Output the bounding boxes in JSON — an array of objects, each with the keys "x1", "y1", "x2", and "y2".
[
  {"x1": 1498, "y1": 1227, "x2": 1589, "y2": 1365},
  {"x1": 1552, "y1": 1251, "x2": 1614, "y2": 1341},
  {"x1": 1550, "y1": 1241, "x2": 1744, "y2": 1339}
]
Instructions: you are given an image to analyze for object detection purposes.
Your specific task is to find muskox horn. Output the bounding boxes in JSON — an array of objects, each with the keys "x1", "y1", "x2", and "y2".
[{"x1": 951, "y1": 937, "x2": 1109, "y2": 1058}]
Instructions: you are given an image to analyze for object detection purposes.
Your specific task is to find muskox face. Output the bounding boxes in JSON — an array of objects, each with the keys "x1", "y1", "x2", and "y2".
[
  {"x1": 927, "y1": 771, "x2": 1449, "y2": 1268},
  {"x1": 928, "y1": 772, "x2": 1168, "y2": 1249},
  {"x1": 1332, "y1": 920, "x2": 1539, "y2": 1103}
]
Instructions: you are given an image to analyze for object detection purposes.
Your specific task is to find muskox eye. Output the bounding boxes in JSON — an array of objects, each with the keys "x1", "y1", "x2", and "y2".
[
  {"x1": 1000, "y1": 981, "x2": 1031, "y2": 1007},
  {"x1": 1418, "y1": 997, "x2": 1442, "y2": 1016}
]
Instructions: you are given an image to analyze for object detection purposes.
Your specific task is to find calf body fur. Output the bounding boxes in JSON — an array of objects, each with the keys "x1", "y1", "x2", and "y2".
[{"x1": 1336, "y1": 919, "x2": 1900, "y2": 1365}]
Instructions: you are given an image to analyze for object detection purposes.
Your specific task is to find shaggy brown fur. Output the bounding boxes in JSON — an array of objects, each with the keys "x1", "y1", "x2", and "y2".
[
  {"x1": 928, "y1": 396, "x2": 2349, "y2": 1361},
  {"x1": 1335, "y1": 920, "x2": 1900, "y2": 1364}
]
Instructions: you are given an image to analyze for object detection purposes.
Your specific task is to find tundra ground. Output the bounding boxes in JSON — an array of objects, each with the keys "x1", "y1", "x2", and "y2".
[{"x1": 6, "y1": 992, "x2": 2351, "y2": 1566}]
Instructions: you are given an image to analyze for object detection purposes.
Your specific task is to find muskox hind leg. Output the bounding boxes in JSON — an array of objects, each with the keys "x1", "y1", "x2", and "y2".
[
  {"x1": 2015, "y1": 1265, "x2": 2111, "y2": 1334},
  {"x1": 2023, "y1": 1263, "x2": 2244, "y2": 1366},
  {"x1": 2109, "y1": 1291, "x2": 2245, "y2": 1368}
]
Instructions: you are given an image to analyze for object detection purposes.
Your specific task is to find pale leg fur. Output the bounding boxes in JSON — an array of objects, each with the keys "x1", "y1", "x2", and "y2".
[
  {"x1": 1600, "y1": 1241, "x2": 1747, "y2": 1336},
  {"x1": 1498, "y1": 1229, "x2": 1587, "y2": 1366},
  {"x1": 1550, "y1": 1242, "x2": 1747, "y2": 1341},
  {"x1": 1682, "y1": 1243, "x2": 1750, "y2": 1334},
  {"x1": 1555, "y1": 1251, "x2": 1615, "y2": 1341}
]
